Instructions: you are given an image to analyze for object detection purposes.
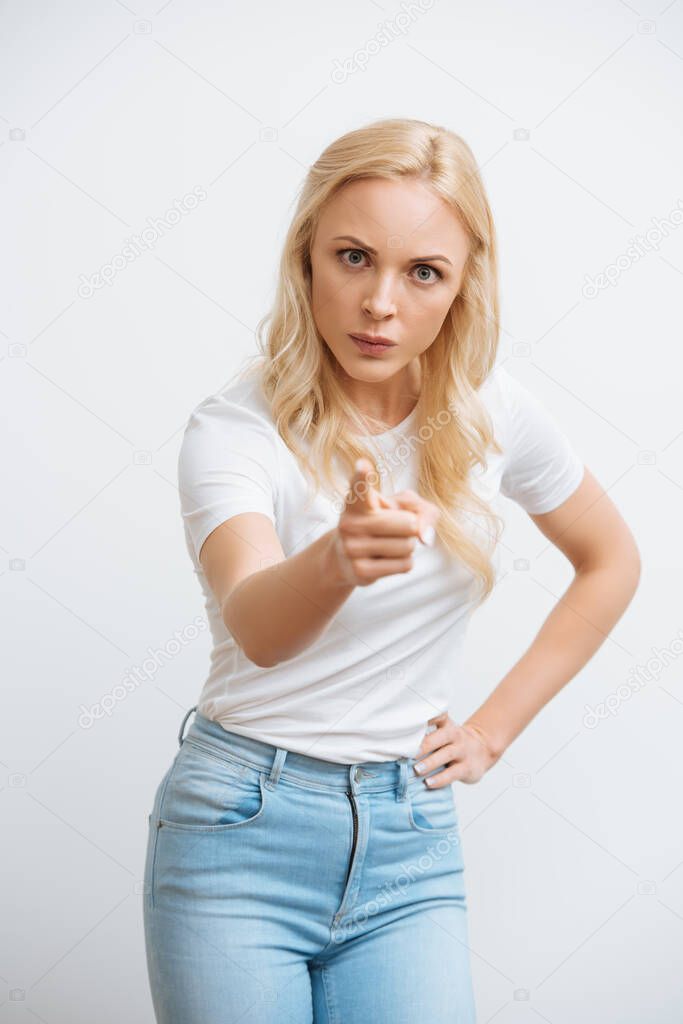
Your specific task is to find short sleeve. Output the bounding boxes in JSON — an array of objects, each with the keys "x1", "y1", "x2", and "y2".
[
  {"x1": 496, "y1": 367, "x2": 584, "y2": 514},
  {"x1": 177, "y1": 394, "x2": 279, "y2": 565}
]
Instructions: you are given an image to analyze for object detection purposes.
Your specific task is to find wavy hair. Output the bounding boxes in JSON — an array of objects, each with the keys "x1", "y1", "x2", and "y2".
[{"x1": 238, "y1": 117, "x2": 505, "y2": 604}]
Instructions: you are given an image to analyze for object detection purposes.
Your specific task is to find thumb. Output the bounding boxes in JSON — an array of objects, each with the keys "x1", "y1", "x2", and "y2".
[{"x1": 391, "y1": 491, "x2": 440, "y2": 546}]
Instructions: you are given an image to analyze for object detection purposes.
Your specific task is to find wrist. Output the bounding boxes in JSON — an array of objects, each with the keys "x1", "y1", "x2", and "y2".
[
  {"x1": 462, "y1": 719, "x2": 505, "y2": 764},
  {"x1": 322, "y1": 527, "x2": 357, "y2": 590}
]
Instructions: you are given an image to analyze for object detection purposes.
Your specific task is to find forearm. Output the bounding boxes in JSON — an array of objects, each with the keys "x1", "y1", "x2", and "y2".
[
  {"x1": 464, "y1": 553, "x2": 641, "y2": 760},
  {"x1": 223, "y1": 527, "x2": 354, "y2": 667}
]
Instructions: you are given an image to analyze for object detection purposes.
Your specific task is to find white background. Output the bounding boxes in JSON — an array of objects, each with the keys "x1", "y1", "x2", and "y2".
[{"x1": 2, "y1": 0, "x2": 682, "y2": 1020}]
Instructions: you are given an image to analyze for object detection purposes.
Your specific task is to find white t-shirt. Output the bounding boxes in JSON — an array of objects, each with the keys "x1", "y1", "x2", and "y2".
[{"x1": 177, "y1": 363, "x2": 584, "y2": 764}]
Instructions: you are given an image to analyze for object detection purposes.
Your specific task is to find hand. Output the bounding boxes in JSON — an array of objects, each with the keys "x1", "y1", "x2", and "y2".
[
  {"x1": 380, "y1": 486, "x2": 440, "y2": 549},
  {"x1": 333, "y1": 459, "x2": 440, "y2": 587},
  {"x1": 413, "y1": 712, "x2": 501, "y2": 786}
]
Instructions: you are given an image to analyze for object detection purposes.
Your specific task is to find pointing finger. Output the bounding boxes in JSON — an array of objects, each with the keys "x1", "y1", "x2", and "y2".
[{"x1": 345, "y1": 458, "x2": 380, "y2": 513}]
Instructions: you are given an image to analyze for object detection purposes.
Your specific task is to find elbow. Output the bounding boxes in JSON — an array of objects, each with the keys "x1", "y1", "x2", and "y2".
[
  {"x1": 628, "y1": 538, "x2": 642, "y2": 595},
  {"x1": 220, "y1": 582, "x2": 278, "y2": 669},
  {"x1": 229, "y1": 623, "x2": 281, "y2": 669},
  {"x1": 241, "y1": 637, "x2": 293, "y2": 669},
  {"x1": 575, "y1": 531, "x2": 642, "y2": 598},
  {"x1": 618, "y1": 528, "x2": 642, "y2": 595},
  {"x1": 245, "y1": 636, "x2": 294, "y2": 668},
  {"x1": 228, "y1": 626, "x2": 280, "y2": 669},
  {"x1": 245, "y1": 648, "x2": 280, "y2": 669},
  {"x1": 221, "y1": 588, "x2": 287, "y2": 669}
]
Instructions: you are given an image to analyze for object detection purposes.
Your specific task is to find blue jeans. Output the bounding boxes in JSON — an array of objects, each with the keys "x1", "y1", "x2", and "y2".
[{"x1": 143, "y1": 706, "x2": 477, "y2": 1023}]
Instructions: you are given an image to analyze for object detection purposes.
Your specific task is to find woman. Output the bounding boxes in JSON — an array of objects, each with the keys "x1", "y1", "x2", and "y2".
[{"x1": 143, "y1": 118, "x2": 640, "y2": 1023}]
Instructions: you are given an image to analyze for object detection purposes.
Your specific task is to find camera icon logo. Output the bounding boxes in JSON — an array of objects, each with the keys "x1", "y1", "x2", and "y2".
[{"x1": 512, "y1": 341, "x2": 531, "y2": 358}]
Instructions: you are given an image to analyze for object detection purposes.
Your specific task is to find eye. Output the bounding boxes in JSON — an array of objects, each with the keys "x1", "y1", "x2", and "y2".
[
  {"x1": 337, "y1": 248, "x2": 368, "y2": 268},
  {"x1": 411, "y1": 264, "x2": 443, "y2": 284},
  {"x1": 336, "y1": 249, "x2": 443, "y2": 284}
]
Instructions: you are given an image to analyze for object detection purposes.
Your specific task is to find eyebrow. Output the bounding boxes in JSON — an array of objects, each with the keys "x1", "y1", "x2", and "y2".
[{"x1": 331, "y1": 234, "x2": 453, "y2": 266}]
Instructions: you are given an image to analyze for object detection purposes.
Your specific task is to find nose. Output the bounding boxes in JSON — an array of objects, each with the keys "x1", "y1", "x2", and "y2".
[{"x1": 362, "y1": 273, "x2": 397, "y2": 319}]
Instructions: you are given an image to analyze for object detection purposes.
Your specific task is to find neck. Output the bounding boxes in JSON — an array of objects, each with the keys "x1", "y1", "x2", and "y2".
[{"x1": 339, "y1": 360, "x2": 421, "y2": 430}]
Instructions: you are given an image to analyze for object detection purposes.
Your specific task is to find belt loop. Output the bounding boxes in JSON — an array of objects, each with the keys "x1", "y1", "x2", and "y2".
[
  {"x1": 178, "y1": 704, "x2": 198, "y2": 747},
  {"x1": 396, "y1": 758, "x2": 408, "y2": 801},
  {"x1": 264, "y1": 747, "x2": 287, "y2": 790}
]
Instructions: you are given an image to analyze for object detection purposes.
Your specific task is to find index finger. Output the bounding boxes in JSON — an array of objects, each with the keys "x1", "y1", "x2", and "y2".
[{"x1": 345, "y1": 458, "x2": 380, "y2": 514}]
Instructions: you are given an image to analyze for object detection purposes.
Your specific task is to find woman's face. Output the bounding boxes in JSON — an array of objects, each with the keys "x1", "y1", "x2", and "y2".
[{"x1": 310, "y1": 176, "x2": 471, "y2": 391}]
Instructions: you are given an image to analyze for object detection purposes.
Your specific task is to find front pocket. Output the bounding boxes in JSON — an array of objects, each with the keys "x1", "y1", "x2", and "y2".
[
  {"x1": 406, "y1": 775, "x2": 459, "y2": 834},
  {"x1": 145, "y1": 763, "x2": 175, "y2": 909},
  {"x1": 157, "y1": 742, "x2": 267, "y2": 832}
]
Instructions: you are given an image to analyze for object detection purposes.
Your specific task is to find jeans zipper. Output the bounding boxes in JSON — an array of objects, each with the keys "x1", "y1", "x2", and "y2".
[{"x1": 343, "y1": 790, "x2": 359, "y2": 889}]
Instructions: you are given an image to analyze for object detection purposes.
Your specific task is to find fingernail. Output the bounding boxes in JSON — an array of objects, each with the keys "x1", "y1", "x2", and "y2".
[
  {"x1": 414, "y1": 761, "x2": 426, "y2": 774},
  {"x1": 419, "y1": 525, "x2": 435, "y2": 547}
]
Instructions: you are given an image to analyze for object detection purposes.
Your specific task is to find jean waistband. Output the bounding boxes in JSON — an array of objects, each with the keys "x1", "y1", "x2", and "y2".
[{"x1": 177, "y1": 706, "x2": 433, "y2": 798}]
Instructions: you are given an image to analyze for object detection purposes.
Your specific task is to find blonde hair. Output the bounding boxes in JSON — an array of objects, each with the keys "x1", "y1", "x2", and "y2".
[{"x1": 239, "y1": 117, "x2": 505, "y2": 604}]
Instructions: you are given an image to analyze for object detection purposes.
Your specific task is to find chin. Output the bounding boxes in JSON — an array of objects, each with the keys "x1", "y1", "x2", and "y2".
[{"x1": 341, "y1": 360, "x2": 394, "y2": 381}]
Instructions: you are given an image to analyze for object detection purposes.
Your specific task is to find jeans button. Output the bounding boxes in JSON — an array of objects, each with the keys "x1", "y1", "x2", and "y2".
[{"x1": 353, "y1": 766, "x2": 363, "y2": 782}]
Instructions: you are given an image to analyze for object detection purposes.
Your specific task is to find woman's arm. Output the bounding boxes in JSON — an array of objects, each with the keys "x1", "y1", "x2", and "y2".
[
  {"x1": 463, "y1": 466, "x2": 641, "y2": 762},
  {"x1": 200, "y1": 462, "x2": 437, "y2": 669},
  {"x1": 200, "y1": 512, "x2": 355, "y2": 669}
]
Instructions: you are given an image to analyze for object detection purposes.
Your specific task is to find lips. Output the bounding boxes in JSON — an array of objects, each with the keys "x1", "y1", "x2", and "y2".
[
  {"x1": 350, "y1": 333, "x2": 396, "y2": 346},
  {"x1": 349, "y1": 334, "x2": 396, "y2": 357}
]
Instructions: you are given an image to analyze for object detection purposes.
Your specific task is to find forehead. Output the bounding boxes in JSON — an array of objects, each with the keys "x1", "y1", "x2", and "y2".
[{"x1": 315, "y1": 176, "x2": 469, "y2": 256}]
